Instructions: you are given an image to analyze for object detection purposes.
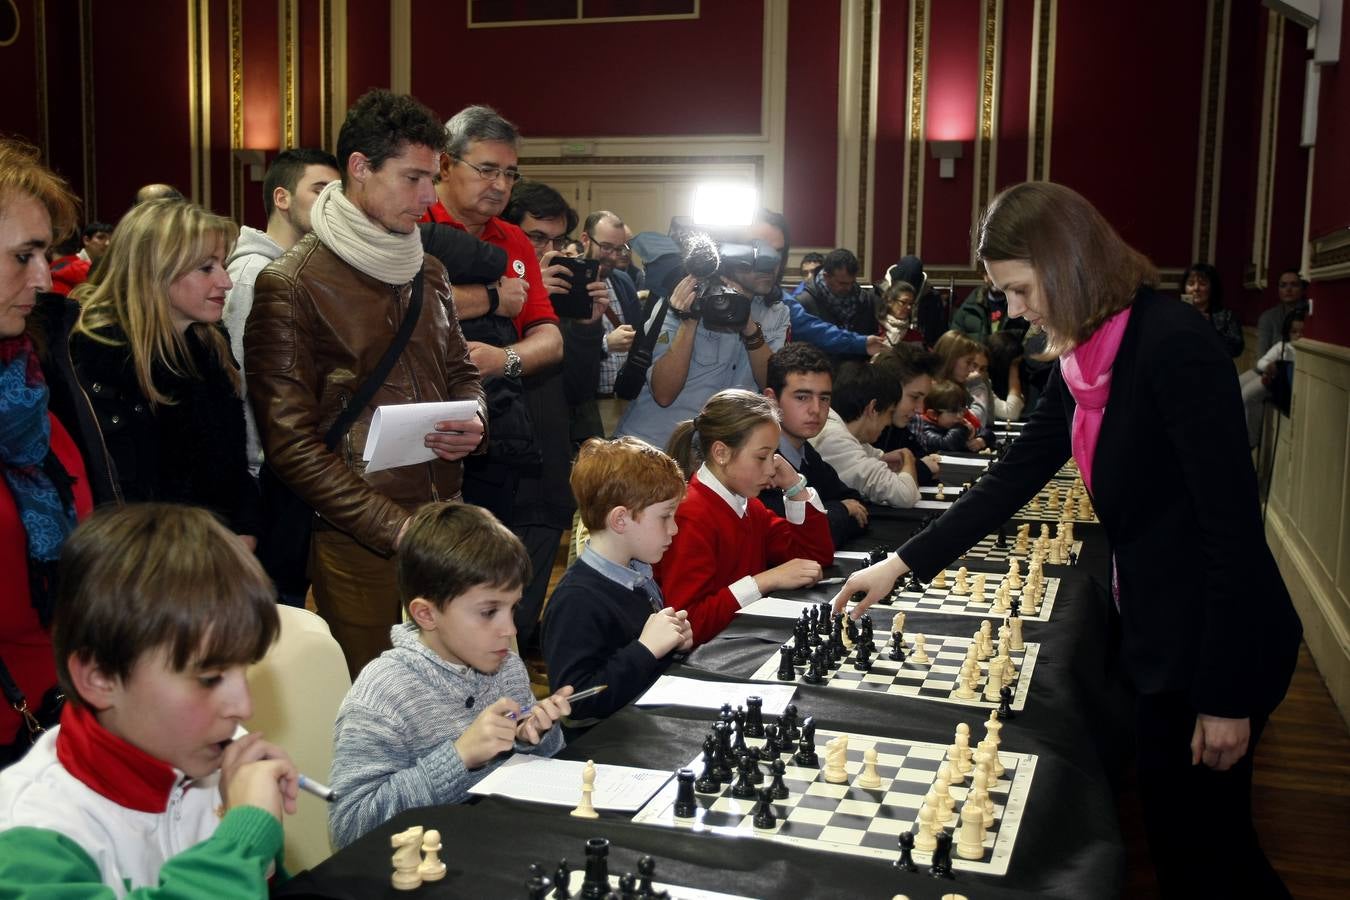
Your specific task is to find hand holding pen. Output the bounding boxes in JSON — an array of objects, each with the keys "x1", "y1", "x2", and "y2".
[
  {"x1": 510, "y1": 685, "x2": 576, "y2": 745},
  {"x1": 229, "y1": 726, "x2": 335, "y2": 804}
]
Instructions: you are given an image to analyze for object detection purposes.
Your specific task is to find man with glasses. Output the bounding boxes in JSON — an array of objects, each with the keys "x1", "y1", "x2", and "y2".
[{"x1": 581, "y1": 211, "x2": 644, "y2": 438}]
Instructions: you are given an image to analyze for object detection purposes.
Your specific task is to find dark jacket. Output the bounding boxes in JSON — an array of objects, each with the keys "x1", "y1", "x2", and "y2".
[
  {"x1": 873, "y1": 421, "x2": 938, "y2": 486},
  {"x1": 950, "y1": 286, "x2": 1029, "y2": 342},
  {"x1": 245, "y1": 236, "x2": 485, "y2": 556},
  {"x1": 896, "y1": 288, "x2": 1301, "y2": 719},
  {"x1": 759, "y1": 441, "x2": 865, "y2": 547},
  {"x1": 40, "y1": 297, "x2": 259, "y2": 536},
  {"x1": 565, "y1": 268, "x2": 643, "y2": 445},
  {"x1": 795, "y1": 275, "x2": 884, "y2": 338}
]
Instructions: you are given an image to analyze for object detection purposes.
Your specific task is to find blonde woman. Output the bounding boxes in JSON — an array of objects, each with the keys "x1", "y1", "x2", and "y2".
[{"x1": 55, "y1": 199, "x2": 258, "y2": 545}]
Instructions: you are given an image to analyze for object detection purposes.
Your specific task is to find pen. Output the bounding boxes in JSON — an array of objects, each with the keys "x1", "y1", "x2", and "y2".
[
  {"x1": 231, "y1": 726, "x2": 338, "y2": 802},
  {"x1": 507, "y1": 684, "x2": 609, "y2": 720}
]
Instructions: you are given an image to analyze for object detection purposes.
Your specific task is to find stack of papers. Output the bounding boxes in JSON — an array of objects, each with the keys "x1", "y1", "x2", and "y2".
[{"x1": 634, "y1": 676, "x2": 796, "y2": 714}]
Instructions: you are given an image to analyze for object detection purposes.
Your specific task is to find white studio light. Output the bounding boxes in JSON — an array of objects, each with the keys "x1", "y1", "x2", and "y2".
[{"x1": 691, "y1": 183, "x2": 758, "y2": 228}]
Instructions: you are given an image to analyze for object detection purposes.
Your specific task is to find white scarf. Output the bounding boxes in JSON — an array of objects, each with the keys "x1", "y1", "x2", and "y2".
[{"x1": 309, "y1": 180, "x2": 424, "y2": 285}]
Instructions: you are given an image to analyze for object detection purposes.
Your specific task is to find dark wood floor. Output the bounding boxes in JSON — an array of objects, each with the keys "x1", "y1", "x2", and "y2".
[{"x1": 544, "y1": 543, "x2": 1350, "y2": 898}]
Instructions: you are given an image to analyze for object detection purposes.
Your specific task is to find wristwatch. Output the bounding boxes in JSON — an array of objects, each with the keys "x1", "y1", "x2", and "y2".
[{"x1": 503, "y1": 345, "x2": 524, "y2": 379}]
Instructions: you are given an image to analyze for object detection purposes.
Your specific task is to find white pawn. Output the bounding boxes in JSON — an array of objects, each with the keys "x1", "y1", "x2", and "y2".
[
  {"x1": 954, "y1": 724, "x2": 973, "y2": 774},
  {"x1": 971, "y1": 629, "x2": 987, "y2": 662},
  {"x1": 935, "y1": 763, "x2": 956, "y2": 814},
  {"x1": 935, "y1": 482, "x2": 946, "y2": 501},
  {"x1": 925, "y1": 788, "x2": 951, "y2": 825},
  {"x1": 979, "y1": 620, "x2": 994, "y2": 658},
  {"x1": 956, "y1": 797, "x2": 986, "y2": 860},
  {"x1": 418, "y1": 829, "x2": 446, "y2": 881},
  {"x1": 857, "y1": 746, "x2": 882, "y2": 789},
  {"x1": 945, "y1": 744, "x2": 966, "y2": 785},
  {"x1": 1009, "y1": 615, "x2": 1024, "y2": 651},
  {"x1": 983, "y1": 657, "x2": 1004, "y2": 701},
  {"x1": 910, "y1": 634, "x2": 931, "y2": 664},
  {"x1": 1006, "y1": 559, "x2": 1022, "y2": 591},
  {"x1": 952, "y1": 567, "x2": 970, "y2": 596},
  {"x1": 571, "y1": 759, "x2": 599, "y2": 819},
  {"x1": 972, "y1": 767, "x2": 995, "y2": 827},
  {"x1": 954, "y1": 660, "x2": 978, "y2": 700},
  {"x1": 390, "y1": 826, "x2": 424, "y2": 890},
  {"x1": 914, "y1": 801, "x2": 938, "y2": 852}
]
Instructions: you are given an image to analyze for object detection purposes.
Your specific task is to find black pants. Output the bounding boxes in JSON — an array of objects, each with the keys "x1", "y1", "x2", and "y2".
[
  {"x1": 1133, "y1": 692, "x2": 1289, "y2": 899},
  {"x1": 513, "y1": 523, "x2": 563, "y2": 653}
]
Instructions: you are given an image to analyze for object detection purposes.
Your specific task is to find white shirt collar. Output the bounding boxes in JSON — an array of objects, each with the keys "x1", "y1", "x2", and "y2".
[{"x1": 696, "y1": 462, "x2": 748, "y2": 519}]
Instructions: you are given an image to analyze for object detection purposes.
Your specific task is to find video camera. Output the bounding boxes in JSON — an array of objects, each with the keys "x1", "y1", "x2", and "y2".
[{"x1": 667, "y1": 218, "x2": 782, "y2": 332}]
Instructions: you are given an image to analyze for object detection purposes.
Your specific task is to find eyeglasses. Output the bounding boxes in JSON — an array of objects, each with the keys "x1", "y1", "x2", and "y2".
[
  {"x1": 588, "y1": 237, "x2": 631, "y2": 256},
  {"x1": 453, "y1": 157, "x2": 522, "y2": 185},
  {"x1": 524, "y1": 231, "x2": 567, "y2": 250}
]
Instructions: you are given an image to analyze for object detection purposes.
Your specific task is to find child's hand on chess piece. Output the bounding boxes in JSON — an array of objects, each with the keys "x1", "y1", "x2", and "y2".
[
  {"x1": 455, "y1": 698, "x2": 523, "y2": 768},
  {"x1": 220, "y1": 731, "x2": 299, "y2": 821},
  {"x1": 515, "y1": 687, "x2": 573, "y2": 745},
  {"x1": 757, "y1": 558, "x2": 824, "y2": 593},
  {"x1": 640, "y1": 607, "x2": 691, "y2": 657}
]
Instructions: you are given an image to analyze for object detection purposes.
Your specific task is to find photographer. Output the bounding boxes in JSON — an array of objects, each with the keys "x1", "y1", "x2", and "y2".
[
  {"x1": 614, "y1": 224, "x2": 790, "y2": 451},
  {"x1": 573, "y1": 211, "x2": 643, "y2": 440}
]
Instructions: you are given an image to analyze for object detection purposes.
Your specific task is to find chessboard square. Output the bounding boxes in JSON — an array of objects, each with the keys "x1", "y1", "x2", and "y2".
[
  {"x1": 816, "y1": 825, "x2": 867, "y2": 845},
  {"x1": 859, "y1": 828, "x2": 904, "y2": 851},
  {"x1": 905, "y1": 745, "x2": 947, "y2": 762},
  {"x1": 856, "y1": 681, "x2": 893, "y2": 693},
  {"x1": 803, "y1": 781, "x2": 850, "y2": 800},
  {"x1": 860, "y1": 673, "x2": 895, "y2": 683},
  {"x1": 796, "y1": 791, "x2": 844, "y2": 810},
  {"x1": 897, "y1": 763, "x2": 941, "y2": 783},
  {"x1": 835, "y1": 798, "x2": 882, "y2": 817},
  {"x1": 826, "y1": 811, "x2": 876, "y2": 833},
  {"x1": 696, "y1": 809, "x2": 745, "y2": 829},
  {"x1": 775, "y1": 819, "x2": 825, "y2": 841},
  {"x1": 708, "y1": 796, "x2": 756, "y2": 816},
  {"x1": 881, "y1": 790, "x2": 926, "y2": 809},
  {"x1": 784, "y1": 806, "x2": 834, "y2": 826}
]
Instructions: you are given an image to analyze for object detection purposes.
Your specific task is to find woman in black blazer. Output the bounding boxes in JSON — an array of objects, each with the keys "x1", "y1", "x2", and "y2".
[{"x1": 835, "y1": 182, "x2": 1299, "y2": 899}]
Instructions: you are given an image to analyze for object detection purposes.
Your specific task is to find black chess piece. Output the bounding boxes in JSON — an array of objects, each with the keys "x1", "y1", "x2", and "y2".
[
  {"x1": 752, "y1": 786, "x2": 778, "y2": 829},
  {"x1": 853, "y1": 642, "x2": 873, "y2": 671},
  {"x1": 732, "y1": 707, "x2": 749, "y2": 754},
  {"x1": 731, "y1": 751, "x2": 757, "y2": 798},
  {"x1": 845, "y1": 614, "x2": 860, "y2": 647},
  {"x1": 776, "y1": 643, "x2": 796, "y2": 681},
  {"x1": 859, "y1": 614, "x2": 875, "y2": 651},
  {"x1": 695, "y1": 735, "x2": 721, "y2": 793},
  {"x1": 780, "y1": 704, "x2": 800, "y2": 742},
  {"x1": 552, "y1": 858, "x2": 572, "y2": 899},
  {"x1": 528, "y1": 863, "x2": 553, "y2": 900},
  {"x1": 672, "y1": 768, "x2": 697, "y2": 818},
  {"x1": 995, "y1": 525, "x2": 1007, "y2": 549},
  {"x1": 617, "y1": 872, "x2": 638, "y2": 900},
  {"x1": 793, "y1": 716, "x2": 819, "y2": 767},
  {"x1": 816, "y1": 602, "x2": 831, "y2": 635},
  {"x1": 998, "y1": 685, "x2": 1016, "y2": 720},
  {"x1": 867, "y1": 547, "x2": 888, "y2": 566},
  {"x1": 712, "y1": 723, "x2": 733, "y2": 782},
  {"x1": 888, "y1": 631, "x2": 905, "y2": 661},
  {"x1": 758, "y1": 722, "x2": 780, "y2": 760},
  {"x1": 1009, "y1": 596, "x2": 1021, "y2": 619},
  {"x1": 792, "y1": 617, "x2": 810, "y2": 664},
  {"x1": 1069, "y1": 549, "x2": 1079, "y2": 565},
  {"x1": 769, "y1": 758, "x2": 789, "y2": 799},
  {"x1": 894, "y1": 830, "x2": 918, "y2": 872},
  {"x1": 580, "y1": 838, "x2": 611, "y2": 900},
  {"x1": 801, "y1": 648, "x2": 824, "y2": 685},
  {"x1": 928, "y1": 831, "x2": 955, "y2": 879},
  {"x1": 636, "y1": 856, "x2": 656, "y2": 899}
]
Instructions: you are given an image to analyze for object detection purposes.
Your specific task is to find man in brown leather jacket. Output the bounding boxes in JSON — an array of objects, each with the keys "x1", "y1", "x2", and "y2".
[{"x1": 245, "y1": 90, "x2": 486, "y2": 676}]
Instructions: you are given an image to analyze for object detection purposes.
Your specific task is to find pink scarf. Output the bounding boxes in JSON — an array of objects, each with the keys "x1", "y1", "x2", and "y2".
[{"x1": 1058, "y1": 306, "x2": 1132, "y2": 495}]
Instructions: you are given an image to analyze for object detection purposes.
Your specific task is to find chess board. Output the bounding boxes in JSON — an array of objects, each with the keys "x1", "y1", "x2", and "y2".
[
  {"x1": 960, "y1": 533, "x2": 1083, "y2": 566},
  {"x1": 873, "y1": 570, "x2": 1060, "y2": 622},
  {"x1": 1015, "y1": 489, "x2": 1098, "y2": 523},
  {"x1": 631, "y1": 726, "x2": 1036, "y2": 876},
  {"x1": 748, "y1": 632, "x2": 1039, "y2": 712}
]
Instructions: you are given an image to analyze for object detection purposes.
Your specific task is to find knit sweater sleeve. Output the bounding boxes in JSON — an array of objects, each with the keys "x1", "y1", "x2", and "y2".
[
  {"x1": 814, "y1": 420, "x2": 919, "y2": 508},
  {"x1": 0, "y1": 807, "x2": 282, "y2": 899}
]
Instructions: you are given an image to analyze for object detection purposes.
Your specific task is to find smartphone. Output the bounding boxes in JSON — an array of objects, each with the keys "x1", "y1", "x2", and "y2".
[{"x1": 549, "y1": 257, "x2": 602, "y2": 318}]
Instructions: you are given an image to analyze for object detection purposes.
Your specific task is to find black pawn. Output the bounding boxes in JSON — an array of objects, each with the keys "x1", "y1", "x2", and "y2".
[
  {"x1": 853, "y1": 641, "x2": 873, "y2": 671},
  {"x1": 744, "y1": 696, "x2": 765, "y2": 737},
  {"x1": 998, "y1": 685, "x2": 1016, "y2": 720},
  {"x1": 732, "y1": 708, "x2": 749, "y2": 755},
  {"x1": 769, "y1": 758, "x2": 789, "y2": 799},
  {"x1": 580, "y1": 838, "x2": 611, "y2": 900},
  {"x1": 718, "y1": 703, "x2": 734, "y2": 726},
  {"x1": 552, "y1": 858, "x2": 572, "y2": 899},
  {"x1": 695, "y1": 736, "x2": 720, "y2": 793},
  {"x1": 636, "y1": 856, "x2": 656, "y2": 898},
  {"x1": 859, "y1": 614, "x2": 875, "y2": 652},
  {"x1": 906, "y1": 571, "x2": 924, "y2": 592},
  {"x1": 673, "y1": 768, "x2": 697, "y2": 818},
  {"x1": 888, "y1": 631, "x2": 905, "y2": 662},
  {"x1": 731, "y1": 752, "x2": 757, "y2": 798},
  {"x1": 776, "y1": 643, "x2": 796, "y2": 681},
  {"x1": 928, "y1": 831, "x2": 955, "y2": 879},
  {"x1": 617, "y1": 873, "x2": 638, "y2": 900},
  {"x1": 1009, "y1": 596, "x2": 1021, "y2": 619},
  {"x1": 894, "y1": 831, "x2": 918, "y2": 872},
  {"x1": 752, "y1": 786, "x2": 778, "y2": 830},
  {"x1": 528, "y1": 863, "x2": 553, "y2": 900}
]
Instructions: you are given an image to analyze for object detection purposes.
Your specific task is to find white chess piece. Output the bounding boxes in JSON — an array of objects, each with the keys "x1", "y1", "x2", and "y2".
[
  {"x1": 971, "y1": 573, "x2": 987, "y2": 602},
  {"x1": 945, "y1": 743, "x2": 966, "y2": 785},
  {"x1": 1009, "y1": 615, "x2": 1024, "y2": 651},
  {"x1": 984, "y1": 713, "x2": 1006, "y2": 777},
  {"x1": 952, "y1": 567, "x2": 969, "y2": 596},
  {"x1": 823, "y1": 735, "x2": 849, "y2": 784},
  {"x1": 857, "y1": 747, "x2": 882, "y2": 789},
  {"x1": 418, "y1": 829, "x2": 446, "y2": 881},
  {"x1": 571, "y1": 759, "x2": 600, "y2": 819},
  {"x1": 910, "y1": 634, "x2": 930, "y2": 665},
  {"x1": 935, "y1": 763, "x2": 956, "y2": 814},
  {"x1": 983, "y1": 657, "x2": 1004, "y2": 701},
  {"x1": 932, "y1": 569, "x2": 948, "y2": 589},
  {"x1": 935, "y1": 482, "x2": 946, "y2": 501},
  {"x1": 954, "y1": 660, "x2": 978, "y2": 700},
  {"x1": 956, "y1": 797, "x2": 986, "y2": 860},
  {"x1": 955, "y1": 724, "x2": 974, "y2": 774},
  {"x1": 914, "y1": 800, "x2": 938, "y2": 852},
  {"x1": 390, "y1": 826, "x2": 424, "y2": 890}
]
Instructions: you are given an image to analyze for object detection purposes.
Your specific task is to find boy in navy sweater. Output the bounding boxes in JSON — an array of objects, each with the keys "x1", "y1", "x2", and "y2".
[{"x1": 542, "y1": 437, "x2": 693, "y2": 729}]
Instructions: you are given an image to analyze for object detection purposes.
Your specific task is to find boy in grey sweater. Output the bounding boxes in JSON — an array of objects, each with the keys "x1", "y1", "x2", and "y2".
[{"x1": 328, "y1": 504, "x2": 573, "y2": 849}]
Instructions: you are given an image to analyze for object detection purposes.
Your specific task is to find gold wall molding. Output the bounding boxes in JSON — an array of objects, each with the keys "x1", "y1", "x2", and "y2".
[
  {"x1": 1249, "y1": 10, "x2": 1283, "y2": 289},
  {"x1": 1308, "y1": 224, "x2": 1350, "y2": 279},
  {"x1": 1026, "y1": 0, "x2": 1055, "y2": 181},
  {"x1": 187, "y1": 0, "x2": 212, "y2": 209},
  {"x1": 229, "y1": 0, "x2": 243, "y2": 222},
  {"x1": 900, "y1": 0, "x2": 928, "y2": 256},
  {"x1": 836, "y1": 0, "x2": 879, "y2": 269},
  {"x1": 390, "y1": 0, "x2": 410, "y2": 95},
  {"x1": 280, "y1": 0, "x2": 297, "y2": 149},
  {"x1": 1191, "y1": 0, "x2": 1229, "y2": 263},
  {"x1": 970, "y1": 0, "x2": 1001, "y2": 260},
  {"x1": 34, "y1": 0, "x2": 48, "y2": 162},
  {"x1": 321, "y1": 0, "x2": 345, "y2": 150}
]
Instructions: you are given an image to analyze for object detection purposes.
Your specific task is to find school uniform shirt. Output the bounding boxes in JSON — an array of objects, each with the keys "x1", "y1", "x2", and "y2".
[
  {"x1": 810, "y1": 409, "x2": 920, "y2": 507},
  {"x1": 0, "y1": 703, "x2": 282, "y2": 897},
  {"x1": 615, "y1": 298, "x2": 790, "y2": 451},
  {"x1": 654, "y1": 465, "x2": 833, "y2": 645}
]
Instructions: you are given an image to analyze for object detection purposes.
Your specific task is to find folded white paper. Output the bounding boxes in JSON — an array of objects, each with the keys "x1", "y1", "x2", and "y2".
[
  {"x1": 466, "y1": 756, "x2": 671, "y2": 811},
  {"x1": 634, "y1": 676, "x2": 796, "y2": 715},
  {"x1": 735, "y1": 596, "x2": 816, "y2": 620},
  {"x1": 938, "y1": 454, "x2": 992, "y2": 469},
  {"x1": 362, "y1": 400, "x2": 480, "y2": 472}
]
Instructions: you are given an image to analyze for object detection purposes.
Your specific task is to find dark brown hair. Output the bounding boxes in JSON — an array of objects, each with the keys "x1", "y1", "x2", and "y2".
[
  {"x1": 53, "y1": 505, "x2": 279, "y2": 705},
  {"x1": 397, "y1": 503, "x2": 531, "y2": 612},
  {"x1": 976, "y1": 182, "x2": 1157, "y2": 356},
  {"x1": 571, "y1": 437, "x2": 687, "y2": 531},
  {"x1": 925, "y1": 379, "x2": 972, "y2": 413},
  {"x1": 666, "y1": 389, "x2": 780, "y2": 480}
]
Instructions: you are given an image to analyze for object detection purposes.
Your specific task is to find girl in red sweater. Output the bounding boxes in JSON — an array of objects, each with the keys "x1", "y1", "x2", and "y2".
[{"x1": 655, "y1": 389, "x2": 834, "y2": 645}]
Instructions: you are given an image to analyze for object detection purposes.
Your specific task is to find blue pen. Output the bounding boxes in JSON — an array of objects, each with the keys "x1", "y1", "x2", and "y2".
[{"x1": 506, "y1": 684, "x2": 608, "y2": 721}]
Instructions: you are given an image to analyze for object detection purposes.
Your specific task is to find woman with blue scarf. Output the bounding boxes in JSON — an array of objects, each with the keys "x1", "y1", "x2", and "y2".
[{"x1": 0, "y1": 140, "x2": 92, "y2": 766}]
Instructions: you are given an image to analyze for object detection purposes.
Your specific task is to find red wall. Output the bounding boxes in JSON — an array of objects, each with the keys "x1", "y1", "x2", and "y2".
[
  {"x1": 993, "y1": 0, "x2": 1034, "y2": 194},
  {"x1": 346, "y1": 0, "x2": 391, "y2": 102},
  {"x1": 783, "y1": 0, "x2": 840, "y2": 249},
  {"x1": 868, "y1": 0, "x2": 910, "y2": 275},
  {"x1": 918, "y1": 0, "x2": 980, "y2": 267},
  {"x1": 407, "y1": 0, "x2": 763, "y2": 136}
]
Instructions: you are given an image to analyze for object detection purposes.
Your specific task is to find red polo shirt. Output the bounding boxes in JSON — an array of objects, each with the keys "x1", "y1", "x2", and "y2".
[{"x1": 423, "y1": 200, "x2": 557, "y2": 338}]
